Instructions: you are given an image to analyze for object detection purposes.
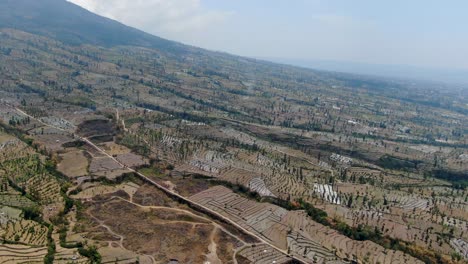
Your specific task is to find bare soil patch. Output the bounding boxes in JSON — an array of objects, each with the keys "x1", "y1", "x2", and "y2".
[
  {"x1": 86, "y1": 197, "x2": 214, "y2": 263},
  {"x1": 57, "y1": 149, "x2": 89, "y2": 178}
]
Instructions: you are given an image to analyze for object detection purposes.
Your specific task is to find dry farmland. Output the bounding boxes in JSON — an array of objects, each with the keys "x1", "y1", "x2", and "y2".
[
  {"x1": 57, "y1": 149, "x2": 89, "y2": 178},
  {"x1": 191, "y1": 186, "x2": 423, "y2": 264},
  {"x1": 71, "y1": 182, "x2": 265, "y2": 264}
]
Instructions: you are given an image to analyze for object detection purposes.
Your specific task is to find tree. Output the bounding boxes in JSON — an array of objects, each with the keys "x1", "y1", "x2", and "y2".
[{"x1": 347, "y1": 195, "x2": 353, "y2": 208}]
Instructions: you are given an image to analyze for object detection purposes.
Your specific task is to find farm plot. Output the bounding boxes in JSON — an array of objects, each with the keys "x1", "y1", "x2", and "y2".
[
  {"x1": 29, "y1": 127, "x2": 75, "y2": 151},
  {"x1": 0, "y1": 244, "x2": 47, "y2": 264},
  {"x1": 283, "y1": 210, "x2": 423, "y2": 264},
  {"x1": 219, "y1": 167, "x2": 256, "y2": 187},
  {"x1": 437, "y1": 203, "x2": 468, "y2": 223},
  {"x1": 0, "y1": 205, "x2": 21, "y2": 224},
  {"x1": 345, "y1": 167, "x2": 382, "y2": 182},
  {"x1": 0, "y1": 206, "x2": 47, "y2": 246},
  {"x1": 220, "y1": 127, "x2": 262, "y2": 146},
  {"x1": 262, "y1": 171, "x2": 309, "y2": 200},
  {"x1": 217, "y1": 153, "x2": 308, "y2": 200},
  {"x1": 236, "y1": 244, "x2": 292, "y2": 264},
  {"x1": 51, "y1": 232, "x2": 89, "y2": 264},
  {"x1": 57, "y1": 149, "x2": 89, "y2": 178},
  {"x1": 115, "y1": 152, "x2": 149, "y2": 168},
  {"x1": 180, "y1": 150, "x2": 233, "y2": 176},
  {"x1": 89, "y1": 156, "x2": 131, "y2": 180},
  {"x1": 0, "y1": 194, "x2": 36, "y2": 208},
  {"x1": 442, "y1": 216, "x2": 468, "y2": 231},
  {"x1": 83, "y1": 142, "x2": 106, "y2": 158},
  {"x1": 312, "y1": 184, "x2": 341, "y2": 205},
  {"x1": 450, "y1": 238, "x2": 468, "y2": 260},
  {"x1": 191, "y1": 186, "x2": 423, "y2": 264},
  {"x1": 174, "y1": 144, "x2": 310, "y2": 202},
  {"x1": 190, "y1": 186, "x2": 340, "y2": 263},
  {"x1": 385, "y1": 193, "x2": 432, "y2": 211},
  {"x1": 38, "y1": 116, "x2": 75, "y2": 131},
  {"x1": 1, "y1": 219, "x2": 48, "y2": 245},
  {"x1": 90, "y1": 157, "x2": 123, "y2": 172},
  {"x1": 330, "y1": 153, "x2": 352, "y2": 165},
  {"x1": 26, "y1": 174, "x2": 63, "y2": 205},
  {"x1": 286, "y1": 231, "x2": 338, "y2": 263},
  {"x1": 249, "y1": 177, "x2": 276, "y2": 197},
  {"x1": 1, "y1": 155, "x2": 63, "y2": 206},
  {"x1": 98, "y1": 142, "x2": 133, "y2": 156},
  {"x1": 0, "y1": 138, "x2": 34, "y2": 162},
  {"x1": 189, "y1": 159, "x2": 226, "y2": 174},
  {"x1": 71, "y1": 182, "x2": 139, "y2": 200},
  {"x1": 161, "y1": 135, "x2": 182, "y2": 147}
]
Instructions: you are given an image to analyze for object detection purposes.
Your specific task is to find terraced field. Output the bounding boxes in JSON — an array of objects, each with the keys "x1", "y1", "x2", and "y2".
[
  {"x1": 312, "y1": 184, "x2": 341, "y2": 205},
  {"x1": 191, "y1": 186, "x2": 424, "y2": 264},
  {"x1": 52, "y1": 233, "x2": 89, "y2": 264},
  {"x1": 249, "y1": 177, "x2": 276, "y2": 197},
  {"x1": 0, "y1": 205, "x2": 47, "y2": 246},
  {"x1": 0, "y1": 6, "x2": 466, "y2": 262},
  {"x1": 190, "y1": 186, "x2": 344, "y2": 263},
  {"x1": 236, "y1": 244, "x2": 292, "y2": 264},
  {"x1": 450, "y1": 238, "x2": 468, "y2": 260},
  {"x1": 26, "y1": 174, "x2": 63, "y2": 205},
  {"x1": 1, "y1": 219, "x2": 47, "y2": 245},
  {"x1": 0, "y1": 244, "x2": 47, "y2": 264},
  {"x1": 0, "y1": 194, "x2": 36, "y2": 208}
]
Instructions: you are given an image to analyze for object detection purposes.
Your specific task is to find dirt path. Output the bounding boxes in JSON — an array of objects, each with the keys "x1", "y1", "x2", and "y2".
[
  {"x1": 87, "y1": 210, "x2": 125, "y2": 248},
  {"x1": 87, "y1": 207, "x2": 158, "y2": 264},
  {"x1": 112, "y1": 196, "x2": 249, "y2": 245},
  {"x1": 205, "y1": 227, "x2": 222, "y2": 264},
  {"x1": 88, "y1": 196, "x2": 244, "y2": 264},
  {"x1": 14, "y1": 105, "x2": 307, "y2": 264},
  {"x1": 85, "y1": 137, "x2": 307, "y2": 262}
]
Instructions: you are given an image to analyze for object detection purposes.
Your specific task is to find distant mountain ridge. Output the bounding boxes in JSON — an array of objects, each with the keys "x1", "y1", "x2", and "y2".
[
  {"x1": 0, "y1": 0, "x2": 185, "y2": 52},
  {"x1": 3, "y1": 0, "x2": 467, "y2": 90},
  {"x1": 0, "y1": 0, "x2": 466, "y2": 109},
  {"x1": 265, "y1": 58, "x2": 468, "y2": 87}
]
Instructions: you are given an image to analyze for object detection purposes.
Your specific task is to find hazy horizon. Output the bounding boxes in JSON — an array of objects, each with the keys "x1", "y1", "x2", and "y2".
[
  {"x1": 67, "y1": 0, "x2": 468, "y2": 84},
  {"x1": 262, "y1": 57, "x2": 468, "y2": 86}
]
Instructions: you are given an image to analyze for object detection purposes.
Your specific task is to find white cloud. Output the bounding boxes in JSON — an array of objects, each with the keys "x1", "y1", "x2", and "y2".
[{"x1": 67, "y1": 0, "x2": 232, "y2": 41}]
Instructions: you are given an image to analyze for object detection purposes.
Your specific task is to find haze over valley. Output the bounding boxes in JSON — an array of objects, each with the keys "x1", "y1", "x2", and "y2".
[{"x1": 0, "y1": 1, "x2": 466, "y2": 264}]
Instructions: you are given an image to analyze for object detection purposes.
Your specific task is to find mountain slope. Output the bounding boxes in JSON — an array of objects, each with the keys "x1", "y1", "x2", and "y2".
[
  {"x1": 0, "y1": 1, "x2": 467, "y2": 264},
  {"x1": 0, "y1": 0, "x2": 184, "y2": 52}
]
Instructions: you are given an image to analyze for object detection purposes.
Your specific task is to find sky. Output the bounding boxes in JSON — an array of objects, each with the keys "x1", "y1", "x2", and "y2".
[{"x1": 67, "y1": 0, "x2": 468, "y2": 72}]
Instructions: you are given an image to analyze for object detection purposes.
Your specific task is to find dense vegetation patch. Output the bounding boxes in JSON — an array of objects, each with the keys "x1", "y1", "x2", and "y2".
[
  {"x1": 377, "y1": 155, "x2": 421, "y2": 170},
  {"x1": 431, "y1": 169, "x2": 468, "y2": 189}
]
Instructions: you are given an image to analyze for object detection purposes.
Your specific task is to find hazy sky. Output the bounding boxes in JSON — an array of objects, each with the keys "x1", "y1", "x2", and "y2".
[{"x1": 68, "y1": 0, "x2": 468, "y2": 71}]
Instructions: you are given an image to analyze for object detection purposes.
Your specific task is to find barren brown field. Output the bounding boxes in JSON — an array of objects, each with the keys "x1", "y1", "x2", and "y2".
[
  {"x1": 57, "y1": 149, "x2": 89, "y2": 178},
  {"x1": 98, "y1": 142, "x2": 132, "y2": 156},
  {"x1": 72, "y1": 182, "x2": 257, "y2": 264}
]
